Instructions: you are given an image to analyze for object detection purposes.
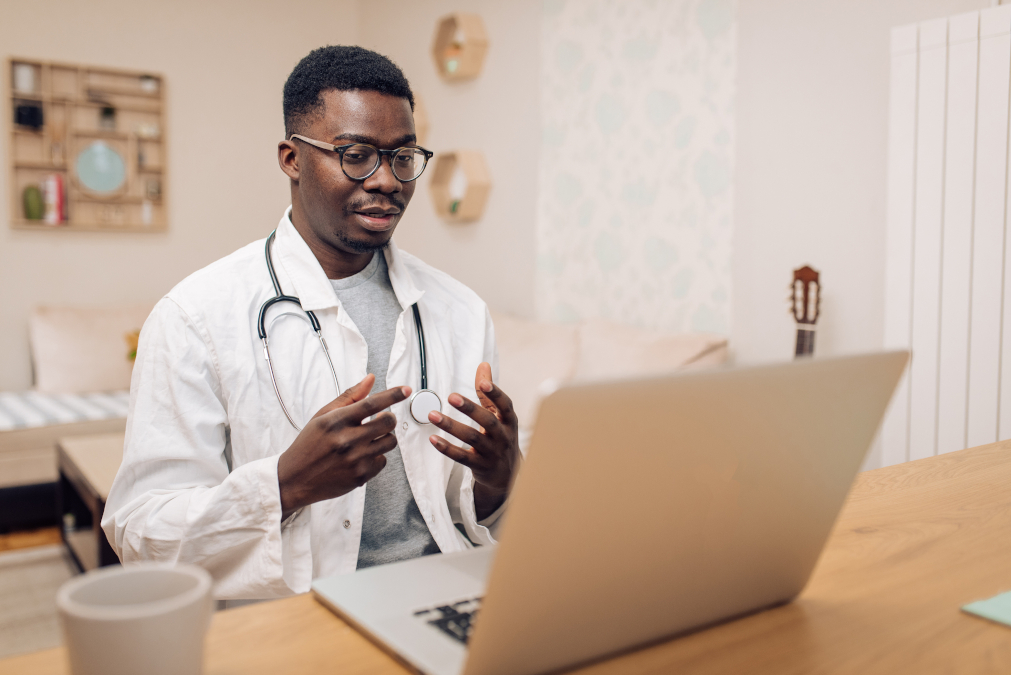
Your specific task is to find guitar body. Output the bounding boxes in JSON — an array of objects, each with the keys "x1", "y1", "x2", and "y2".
[{"x1": 791, "y1": 266, "x2": 821, "y2": 358}]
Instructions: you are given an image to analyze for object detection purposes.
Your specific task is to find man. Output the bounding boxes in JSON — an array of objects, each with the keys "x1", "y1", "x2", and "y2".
[{"x1": 102, "y1": 46, "x2": 521, "y2": 600}]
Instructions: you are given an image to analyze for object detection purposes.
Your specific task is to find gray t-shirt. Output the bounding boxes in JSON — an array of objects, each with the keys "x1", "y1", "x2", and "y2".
[{"x1": 330, "y1": 251, "x2": 441, "y2": 569}]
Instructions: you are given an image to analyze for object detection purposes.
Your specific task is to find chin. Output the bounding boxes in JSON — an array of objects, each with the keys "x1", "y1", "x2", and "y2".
[{"x1": 336, "y1": 228, "x2": 394, "y2": 254}]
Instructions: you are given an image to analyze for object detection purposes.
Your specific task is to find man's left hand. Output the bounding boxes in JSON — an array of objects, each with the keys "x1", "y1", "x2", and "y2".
[{"x1": 428, "y1": 362, "x2": 521, "y2": 521}]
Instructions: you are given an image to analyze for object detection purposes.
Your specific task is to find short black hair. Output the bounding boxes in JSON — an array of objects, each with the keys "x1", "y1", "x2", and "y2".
[{"x1": 283, "y1": 45, "x2": 414, "y2": 138}]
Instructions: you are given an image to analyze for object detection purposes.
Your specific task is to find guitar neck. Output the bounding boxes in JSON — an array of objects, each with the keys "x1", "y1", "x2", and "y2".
[
  {"x1": 791, "y1": 265, "x2": 821, "y2": 358},
  {"x1": 795, "y1": 326, "x2": 815, "y2": 357}
]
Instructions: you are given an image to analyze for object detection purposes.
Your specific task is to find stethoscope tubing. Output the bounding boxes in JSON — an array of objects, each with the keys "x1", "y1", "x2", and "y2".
[{"x1": 258, "y1": 229, "x2": 440, "y2": 430}]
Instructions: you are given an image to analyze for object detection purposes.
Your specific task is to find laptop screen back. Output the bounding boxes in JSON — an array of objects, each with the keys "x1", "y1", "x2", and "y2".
[{"x1": 464, "y1": 351, "x2": 908, "y2": 675}]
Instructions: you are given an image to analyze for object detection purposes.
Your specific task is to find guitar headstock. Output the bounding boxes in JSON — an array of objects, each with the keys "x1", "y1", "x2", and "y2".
[{"x1": 791, "y1": 265, "x2": 821, "y2": 326}]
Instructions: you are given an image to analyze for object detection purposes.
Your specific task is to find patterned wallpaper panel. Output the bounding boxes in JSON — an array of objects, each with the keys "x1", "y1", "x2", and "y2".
[{"x1": 537, "y1": 0, "x2": 735, "y2": 334}]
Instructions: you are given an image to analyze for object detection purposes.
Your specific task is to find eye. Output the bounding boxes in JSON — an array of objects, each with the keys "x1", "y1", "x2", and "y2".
[{"x1": 342, "y1": 145, "x2": 376, "y2": 164}]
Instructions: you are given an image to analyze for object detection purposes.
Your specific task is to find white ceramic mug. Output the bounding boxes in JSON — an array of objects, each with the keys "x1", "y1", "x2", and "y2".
[{"x1": 56, "y1": 563, "x2": 214, "y2": 675}]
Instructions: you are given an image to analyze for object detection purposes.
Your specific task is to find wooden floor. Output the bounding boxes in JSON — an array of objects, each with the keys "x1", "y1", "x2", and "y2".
[
  {"x1": 0, "y1": 532, "x2": 76, "y2": 660},
  {"x1": 0, "y1": 527, "x2": 61, "y2": 553}
]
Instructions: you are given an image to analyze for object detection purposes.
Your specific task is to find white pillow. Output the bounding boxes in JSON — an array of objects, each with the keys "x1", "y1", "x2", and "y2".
[
  {"x1": 29, "y1": 305, "x2": 154, "y2": 394},
  {"x1": 574, "y1": 317, "x2": 728, "y2": 382}
]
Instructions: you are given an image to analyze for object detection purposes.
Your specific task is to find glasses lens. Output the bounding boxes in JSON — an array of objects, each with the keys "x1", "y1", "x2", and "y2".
[
  {"x1": 392, "y1": 148, "x2": 428, "y2": 181},
  {"x1": 340, "y1": 144, "x2": 380, "y2": 179}
]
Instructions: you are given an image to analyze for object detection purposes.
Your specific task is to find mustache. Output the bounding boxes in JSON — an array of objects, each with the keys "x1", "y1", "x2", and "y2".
[{"x1": 344, "y1": 196, "x2": 407, "y2": 214}]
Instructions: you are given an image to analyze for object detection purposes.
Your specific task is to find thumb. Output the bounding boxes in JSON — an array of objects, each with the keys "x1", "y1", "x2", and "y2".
[
  {"x1": 475, "y1": 362, "x2": 496, "y2": 414},
  {"x1": 312, "y1": 373, "x2": 375, "y2": 419}
]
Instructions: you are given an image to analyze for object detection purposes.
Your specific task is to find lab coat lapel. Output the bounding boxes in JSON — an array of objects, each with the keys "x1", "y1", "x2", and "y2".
[
  {"x1": 383, "y1": 240, "x2": 424, "y2": 309},
  {"x1": 272, "y1": 209, "x2": 340, "y2": 313},
  {"x1": 269, "y1": 208, "x2": 367, "y2": 422}
]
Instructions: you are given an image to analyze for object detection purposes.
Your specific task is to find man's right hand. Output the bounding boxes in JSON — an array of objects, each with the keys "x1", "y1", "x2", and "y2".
[{"x1": 276, "y1": 374, "x2": 411, "y2": 520}]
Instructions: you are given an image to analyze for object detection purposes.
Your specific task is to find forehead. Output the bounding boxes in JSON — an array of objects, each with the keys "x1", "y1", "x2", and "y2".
[{"x1": 313, "y1": 89, "x2": 415, "y2": 147}]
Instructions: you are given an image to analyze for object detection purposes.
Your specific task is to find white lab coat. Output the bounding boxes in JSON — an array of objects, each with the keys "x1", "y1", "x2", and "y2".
[{"x1": 102, "y1": 209, "x2": 503, "y2": 600}]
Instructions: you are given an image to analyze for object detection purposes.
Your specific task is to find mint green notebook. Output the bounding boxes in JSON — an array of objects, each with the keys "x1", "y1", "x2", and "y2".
[{"x1": 963, "y1": 590, "x2": 1011, "y2": 626}]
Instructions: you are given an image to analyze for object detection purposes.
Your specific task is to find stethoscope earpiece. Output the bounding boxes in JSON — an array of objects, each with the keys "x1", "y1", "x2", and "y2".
[{"x1": 409, "y1": 389, "x2": 442, "y2": 425}]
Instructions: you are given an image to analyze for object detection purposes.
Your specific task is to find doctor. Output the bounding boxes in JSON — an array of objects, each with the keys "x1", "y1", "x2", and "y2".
[{"x1": 102, "y1": 46, "x2": 521, "y2": 600}]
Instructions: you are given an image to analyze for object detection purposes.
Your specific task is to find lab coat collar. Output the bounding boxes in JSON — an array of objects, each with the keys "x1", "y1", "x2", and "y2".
[
  {"x1": 382, "y1": 241, "x2": 424, "y2": 309},
  {"x1": 273, "y1": 207, "x2": 423, "y2": 312}
]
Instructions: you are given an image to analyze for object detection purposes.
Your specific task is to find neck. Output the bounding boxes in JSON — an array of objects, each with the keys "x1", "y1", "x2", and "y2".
[{"x1": 289, "y1": 201, "x2": 375, "y2": 280}]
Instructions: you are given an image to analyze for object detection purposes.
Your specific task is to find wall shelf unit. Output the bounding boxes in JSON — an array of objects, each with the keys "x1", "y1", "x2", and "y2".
[
  {"x1": 7, "y1": 58, "x2": 167, "y2": 232},
  {"x1": 429, "y1": 150, "x2": 491, "y2": 223},
  {"x1": 414, "y1": 93, "x2": 430, "y2": 146},
  {"x1": 431, "y1": 13, "x2": 489, "y2": 82}
]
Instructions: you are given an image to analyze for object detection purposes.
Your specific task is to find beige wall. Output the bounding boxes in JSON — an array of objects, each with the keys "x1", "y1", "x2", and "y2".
[
  {"x1": 7, "y1": 0, "x2": 994, "y2": 402},
  {"x1": 0, "y1": 0, "x2": 360, "y2": 390},
  {"x1": 1, "y1": 0, "x2": 540, "y2": 391},
  {"x1": 359, "y1": 0, "x2": 540, "y2": 320},
  {"x1": 733, "y1": 0, "x2": 992, "y2": 470},
  {"x1": 733, "y1": 0, "x2": 990, "y2": 368}
]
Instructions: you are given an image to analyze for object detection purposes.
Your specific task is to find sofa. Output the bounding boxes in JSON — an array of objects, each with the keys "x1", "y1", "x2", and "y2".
[
  {"x1": 0, "y1": 305, "x2": 151, "y2": 531},
  {"x1": 490, "y1": 311, "x2": 728, "y2": 448}
]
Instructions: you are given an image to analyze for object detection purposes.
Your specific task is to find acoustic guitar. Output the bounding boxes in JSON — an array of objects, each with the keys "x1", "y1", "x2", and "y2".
[{"x1": 791, "y1": 265, "x2": 821, "y2": 357}]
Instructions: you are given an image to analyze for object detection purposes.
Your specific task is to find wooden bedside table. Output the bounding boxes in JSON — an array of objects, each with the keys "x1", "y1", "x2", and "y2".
[{"x1": 57, "y1": 433, "x2": 124, "y2": 571}]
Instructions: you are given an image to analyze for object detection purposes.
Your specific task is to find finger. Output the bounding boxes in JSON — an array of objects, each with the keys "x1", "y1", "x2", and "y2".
[
  {"x1": 329, "y1": 407, "x2": 398, "y2": 451},
  {"x1": 352, "y1": 454, "x2": 388, "y2": 488},
  {"x1": 342, "y1": 420, "x2": 399, "y2": 461},
  {"x1": 338, "y1": 385, "x2": 412, "y2": 425},
  {"x1": 349, "y1": 410, "x2": 398, "y2": 441},
  {"x1": 429, "y1": 434, "x2": 480, "y2": 468},
  {"x1": 474, "y1": 374, "x2": 518, "y2": 427},
  {"x1": 475, "y1": 362, "x2": 498, "y2": 416},
  {"x1": 312, "y1": 374, "x2": 375, "y2": 420},
  {"x1": 445, "y1": 392, "x2": 500, "y2": 437},
  {"x1": 373, "y1": 430, "x2": 399, "y2": 453},
  {"x1": 427, "y1": 409, "x2": 487, "y2": 451},
  {"x1": 360, "y1": 430, "x2": 399, "y2": 459}
]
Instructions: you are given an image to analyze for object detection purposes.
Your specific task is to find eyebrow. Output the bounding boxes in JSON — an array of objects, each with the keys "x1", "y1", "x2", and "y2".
[{"x1": 331, "y1": 132, "x2": 418, "y2": 147}]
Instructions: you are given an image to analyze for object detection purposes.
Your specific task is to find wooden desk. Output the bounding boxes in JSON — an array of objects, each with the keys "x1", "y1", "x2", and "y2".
[{"x1": 5, "y1": 440, "x2": 1011, "y2": 674}]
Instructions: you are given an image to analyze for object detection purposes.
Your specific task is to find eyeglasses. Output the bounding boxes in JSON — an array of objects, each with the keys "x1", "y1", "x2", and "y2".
[{"x1": 289, "y1": 134, "x2": 434, "y2": 182}]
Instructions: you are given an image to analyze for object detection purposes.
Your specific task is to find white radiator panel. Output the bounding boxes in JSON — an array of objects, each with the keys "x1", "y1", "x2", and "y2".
[
  {"x1": 909, "y1": 18, "x2": 948, "y2": 462},
  {"x1": 966, "y1": 7, "x2": 1011, "y2": 449},
  {"x1": 885, "y1": 6, "x2": 1011, "y2": 465},
  {"x1": 882, "y1": 24, "x2": 919, "y2": 467},
  {"x1": 937, "y1": 11, "x2": 979, "y2": 456}
]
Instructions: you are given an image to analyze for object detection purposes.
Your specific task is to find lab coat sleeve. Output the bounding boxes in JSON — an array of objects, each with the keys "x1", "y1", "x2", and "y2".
[
  {"x1": 447, "y1": 305, "x2": 508, "y2": 545},
  {"x1": 102, "y1": 298, "x2": 295, "y2": 600}
]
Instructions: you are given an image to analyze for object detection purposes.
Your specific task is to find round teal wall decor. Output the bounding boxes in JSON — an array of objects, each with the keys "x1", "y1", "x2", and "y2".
[{"x1": 76, "y1": 141, "x2": 126, "y2": 193}]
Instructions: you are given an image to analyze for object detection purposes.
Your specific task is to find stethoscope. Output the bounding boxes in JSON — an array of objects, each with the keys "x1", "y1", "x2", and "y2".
[{"x1": 257, "y1": 230, "x2": 442, "y2": 430}]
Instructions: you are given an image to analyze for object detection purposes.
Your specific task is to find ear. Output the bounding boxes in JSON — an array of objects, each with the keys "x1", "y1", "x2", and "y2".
[{"x1": 278, "y1": 139, "x2": 300, "y2": 181}]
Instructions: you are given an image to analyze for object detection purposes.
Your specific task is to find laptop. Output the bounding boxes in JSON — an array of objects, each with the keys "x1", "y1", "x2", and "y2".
[{"x1": 313, "y1": 351, "x2": 909, "y2": 675}]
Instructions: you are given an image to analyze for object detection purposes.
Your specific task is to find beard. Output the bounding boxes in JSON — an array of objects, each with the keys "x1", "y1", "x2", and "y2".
[{"x1": 334, "y1": 227, "x2": 391, "y2": 253}]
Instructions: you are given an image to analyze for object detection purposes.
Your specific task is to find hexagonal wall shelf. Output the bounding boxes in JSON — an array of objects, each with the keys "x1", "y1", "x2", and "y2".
[
  {"x1": 431, "y1": 13, "x2": 489, "y2": 82},
  {"x1": 429, "y1": 150, "x2": 491, "y2": 223},
  {"x1": 413, "y1": 93, "x2": 430, "y2": 146}
]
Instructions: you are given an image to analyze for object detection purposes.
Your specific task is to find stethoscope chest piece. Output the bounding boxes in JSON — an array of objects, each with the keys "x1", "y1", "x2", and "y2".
[{"x1": 410, "y1": 389, "x2": 442, "y2": 424}]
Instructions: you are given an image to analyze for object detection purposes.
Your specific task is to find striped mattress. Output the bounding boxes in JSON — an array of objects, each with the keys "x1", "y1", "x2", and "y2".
[{"x1": 0, "y1": 391, "x2": 130, "y2": 432}]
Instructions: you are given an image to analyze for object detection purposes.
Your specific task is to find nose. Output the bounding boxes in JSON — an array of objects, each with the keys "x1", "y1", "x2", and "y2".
[{"x1": 363, "y1": 155, "x2": 402, "y2": 194}]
